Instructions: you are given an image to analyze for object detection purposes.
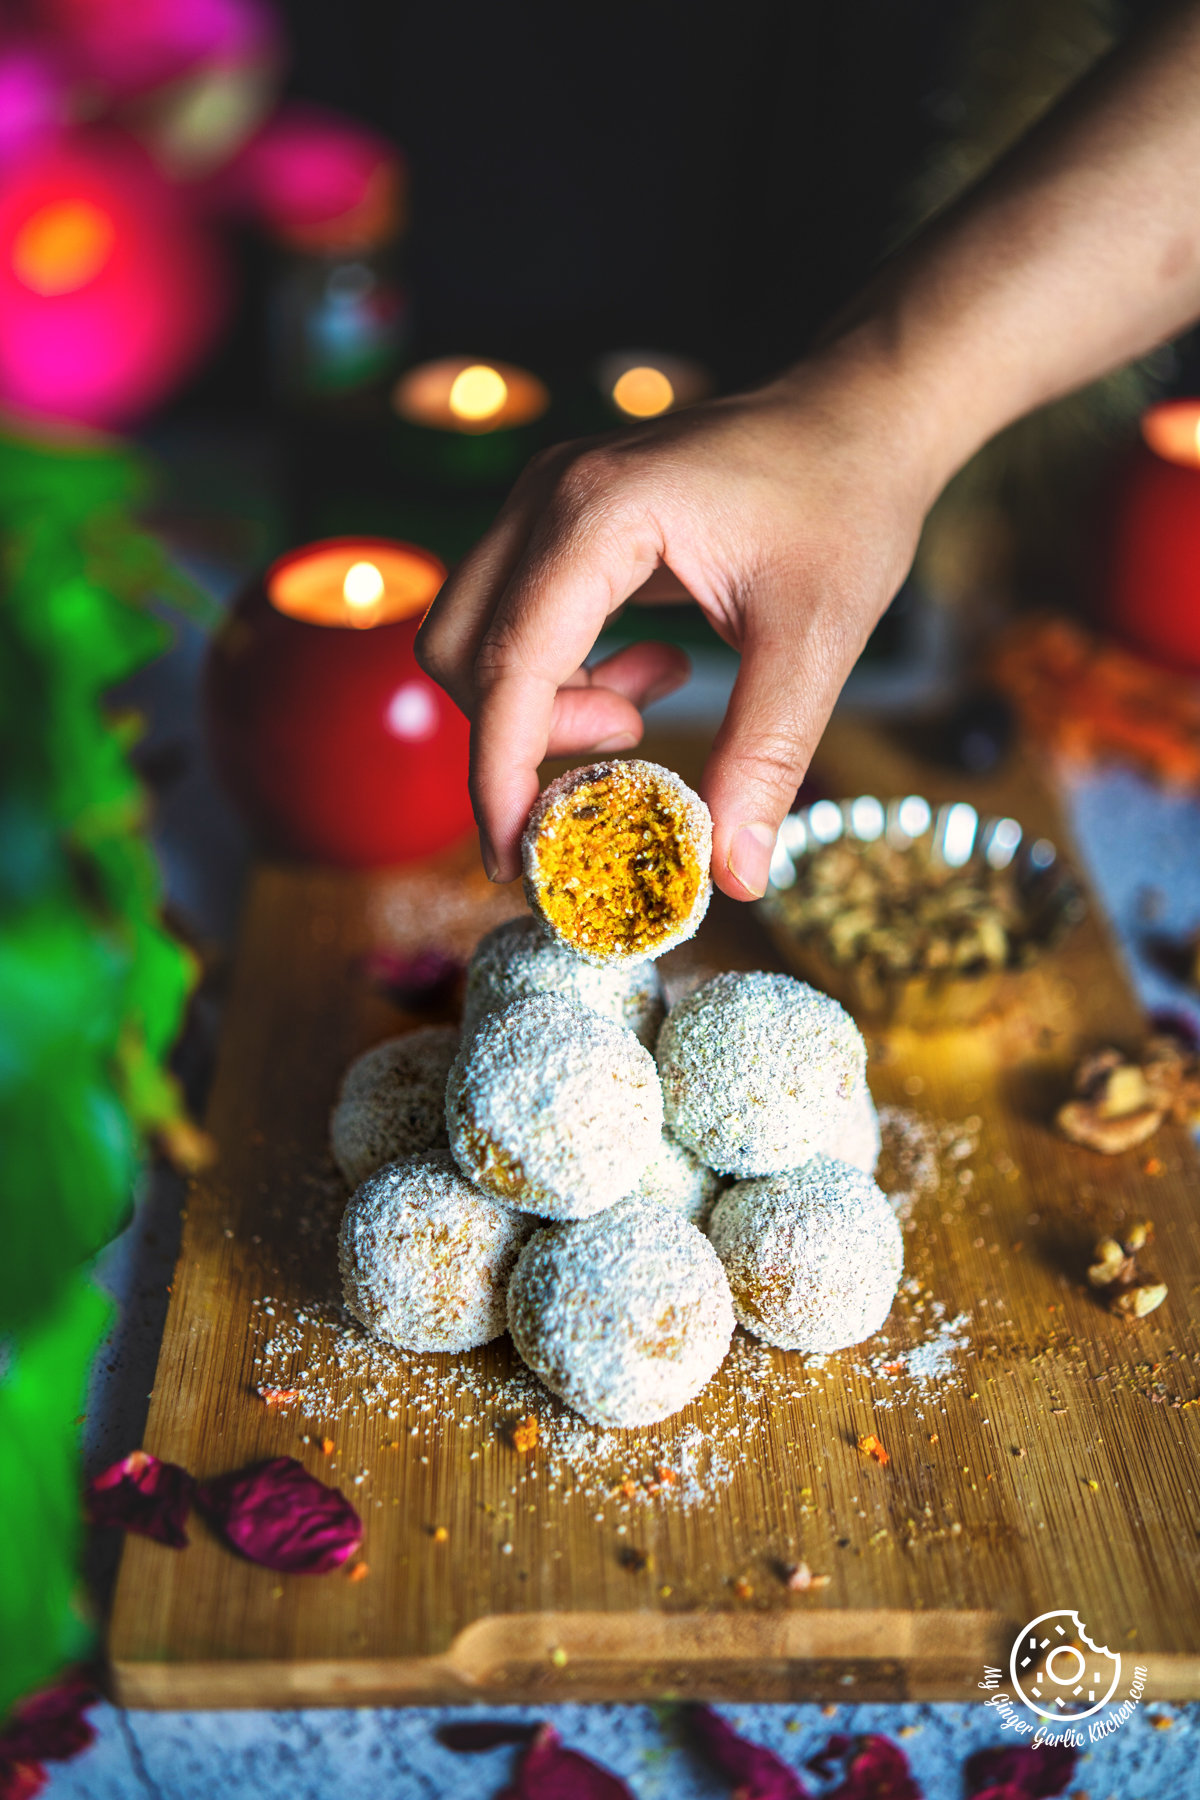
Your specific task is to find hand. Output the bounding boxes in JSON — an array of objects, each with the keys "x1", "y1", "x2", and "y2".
[{"x1": 416, "y1": 348, "x2": 944, "y2": 899}]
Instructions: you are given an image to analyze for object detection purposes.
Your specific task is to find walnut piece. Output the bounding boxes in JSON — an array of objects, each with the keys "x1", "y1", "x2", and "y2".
[
  {"x1": 1056, "y1": 1098, "x2": 1163, "y2": 1154},
  {"x1": 1086, "y1": 1222, "x2": 1166, "y2": 1321},
  {"x1": 1110, "y1": 1282, "x2": 1168, "y2": 1319}
]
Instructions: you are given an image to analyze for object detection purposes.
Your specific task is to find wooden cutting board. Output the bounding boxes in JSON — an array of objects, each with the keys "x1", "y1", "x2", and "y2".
[{"x1": 108, "y1": 715, "x2": 1200, "y2": 1707}]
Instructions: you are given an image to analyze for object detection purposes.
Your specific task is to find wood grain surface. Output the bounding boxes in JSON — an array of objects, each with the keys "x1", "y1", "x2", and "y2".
[{"x1": 108, "y1": 716, "x2": 1200, "y2": 1707}]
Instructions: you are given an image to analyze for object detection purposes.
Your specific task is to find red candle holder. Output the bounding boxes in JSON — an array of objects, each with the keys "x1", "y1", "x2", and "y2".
[
  {"x1": 1107, "y1": 399, "x2": 1200, "y2": 672},
  {"x1": 204, "y1": 535, "x2": 475, "y2": 865}
]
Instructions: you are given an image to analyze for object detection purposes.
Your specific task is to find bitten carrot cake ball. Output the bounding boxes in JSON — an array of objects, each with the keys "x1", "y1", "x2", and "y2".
[
  {"x1": 819, "y1": 1075, "x2": 881, "y2": 1176},
  {"x1": 507, "y1": 1202, "x2": 734, "y2": 1426},
  {"x1": 655, "y1": 971, "x2": 866, "y2": 1177},
  {"x1": 330, "y1": 1026, "x2": 459, "y2": 1187},
  {"x1": 521, "y1": 759, "x2": 712, "y2": 966},
  {"x1": 446, "y1": 994, "x2": 663, "y2": 1220},
  {"x1": 707, "y1": 1155, "x2": 902, "y2": 1353},
  {"x1": 461, "y1": 915, "x2": 665, "y2": 1048},
  {"x1": 339, "y1": 1152, "x2": 534, "y2": 1353},
  {"x1": 627, "y1": 1131, "x2": 727, "y2": 1229}
]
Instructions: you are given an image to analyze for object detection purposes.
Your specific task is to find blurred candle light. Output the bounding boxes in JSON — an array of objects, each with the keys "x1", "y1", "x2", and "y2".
[
  {"x1": 598, "y1": 349, "x2": 710, "y2": 420},
  {"x1": 612, "y1": 364, "x2": 675, "y2": 419},
  {"x1": 448, "y1": 362, "x2": 508, "y2": 423},
  {"x1": 1107, "y1": 399, "x2": 1200, "y2": 671},
  {"x1": 205, "y1": 536, "x2": 476, "y2": 864},
  {"x1": 392, "y1": 356, "x2": 548, "y2": 434}
]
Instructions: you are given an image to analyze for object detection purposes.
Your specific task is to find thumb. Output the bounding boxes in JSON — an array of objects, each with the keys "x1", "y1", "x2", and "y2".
[{"x1": 701, "y1": 615, "x2": 852, "y2": 900}]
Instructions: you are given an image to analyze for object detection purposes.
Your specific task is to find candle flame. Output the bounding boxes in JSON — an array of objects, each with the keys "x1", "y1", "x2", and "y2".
[
  {"x1": 448, "y1": 364, "x2": 508, "y2": 422},
  {"x1": 343, "y1": 561, "x2": 385, "y2": 614},
  {"x1": 612, "y1": 365, "x2": 675, "y2": 419}
]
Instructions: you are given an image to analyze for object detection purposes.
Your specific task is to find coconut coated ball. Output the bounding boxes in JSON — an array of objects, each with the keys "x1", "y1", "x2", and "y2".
[
  {"x1": 461, "y1": 914, "x2": 665, "y2": 1048},
  {"x1": 329, "y1": 1026, "x2": 458, "y2": 1187},
  {"x1": 339, "y1": 1152, "x2": 534, "y2": 1353},
  {"x1": 446, "y1": 993, "x2": 663, "y2": 1219},
  {"x1": 707, "y1": 1155, "x2": 902, "y2": 1352},
  {"x1": 521, "y1": 759, "x2": 712, "y2": 966},
  {"x1": 655, "y1": 971, "x2": 866, "y2": 1178},
  {"x1": 507, "y1": 1202, "x2": 734, "y2": 1426}
]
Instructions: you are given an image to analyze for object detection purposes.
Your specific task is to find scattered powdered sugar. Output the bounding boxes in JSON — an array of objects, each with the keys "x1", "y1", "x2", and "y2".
[
  {"x1": 876, "y1": 1104, "x2": 982, "y2": 1222},
  {"x1": 446, "y1": 993, "x2": 663, "y2": 1219},
  {"x1": 656, "y1": 971, "x2": 866, "y2": 1177},
  {"x1": 460, "y1": 915, "x2": 666, "y2": 1048},
  {"x1": 892, "y1": 1308, "x2": 972, "y2": 1381},
  {"x1": 339, "y1": 1152, "x2": 534, "y2": 1353},
  {"x1": 329, "y1": 1027, "x2": 459, "y2": 1187},
  {"x1": 507, "y1": 1205, "x2": 734, "y2": 1427}
]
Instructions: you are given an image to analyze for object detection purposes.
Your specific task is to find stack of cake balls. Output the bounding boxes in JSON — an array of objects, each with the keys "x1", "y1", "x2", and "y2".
[{"x1": 334, "y1": 759, "x2": 903, "y2": 1429}]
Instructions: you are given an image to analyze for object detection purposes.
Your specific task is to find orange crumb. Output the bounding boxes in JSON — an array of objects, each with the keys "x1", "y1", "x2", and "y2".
[
  {"x1": 656, "y1": 1465, "x2": 677, "y2": 1485},
  {"x1": 733, "y1": 1578, "x2": 754, "y2": 1600},
  {"x1": 928, "y1": 1433, "x2": 939, "y2": 1445},
  {"x1": 347, "y1": 1562, "x2": 369, "y2": 1583},
  {"x1": 620, "y1": 1481, "x2": 639, "y2": 1500},
  {"x1": 1144, "y1": 1157, "x2": 1164, "y2": 1176},
  {"x1": 433, "y1": 1525, "x2": 449, "y2": 1543},
  {"x1": 256, "y1": 1386, "x2": 299, "y2": 1406},
  {"x1": 1150, "y1": 1713, "x2": 1173, "y2": 1729},
  {"x1": 510, "y1": 1415, "x2": 539, "y2": 1453},
  {"x1": 320, "y1": 1437, "x2": 335, "y2": 1456},
  {"x1": 857, "y1": 1433, "x2": 890, "y2": 1466}
]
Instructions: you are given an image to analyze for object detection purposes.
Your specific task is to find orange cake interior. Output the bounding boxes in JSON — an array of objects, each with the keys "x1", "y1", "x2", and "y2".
[{"x1": 534, "y1": 769, "x2": 703, "y2": 958}]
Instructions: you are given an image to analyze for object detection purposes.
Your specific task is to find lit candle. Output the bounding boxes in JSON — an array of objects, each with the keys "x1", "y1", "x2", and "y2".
[
  {"x1": 205, "y1": 537, "x2": 476, "y2": 865},
  {"x1": 597, "y1": 350, "x2": 711, "y2": 421},
  {"x1": 1107, "y1": 399, "x2": 1200, "y2": 671},
  {"x1": 389, "y1": 356, "x2": 551, "y2": 489},
  {"x1": 393, "y1": 356, "x2": 549, "y2": 432}
]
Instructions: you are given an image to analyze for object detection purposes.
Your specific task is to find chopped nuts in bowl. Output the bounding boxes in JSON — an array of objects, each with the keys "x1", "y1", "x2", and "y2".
[{"x1": 756, "y1": 795, "x2": 1086, "y2": 1029}]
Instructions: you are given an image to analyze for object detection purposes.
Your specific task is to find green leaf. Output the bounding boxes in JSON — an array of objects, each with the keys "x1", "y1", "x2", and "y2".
[
  {"x1": 0, "y1": 1072, "x2": 137, "y2": 1333},
  {"x1": 0, "y1": 1277, "x2": 111, "y2": 1719}
]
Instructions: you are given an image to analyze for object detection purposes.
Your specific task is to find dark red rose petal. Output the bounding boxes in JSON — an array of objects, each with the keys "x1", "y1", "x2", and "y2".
[
  {"x1": 496, "y1": 1723, "x2": 636, "y2": 1799},
  {"x1": 826, "y1": 1734, "x2": 922, "y2": 1800},
  {"x1": 0, "y1": 1675, "x2": 98, "y2": 1766},
  {"x1": 436, "y1": 1721, "x2": 541, "y2": 1751},
  {"x1": 0, "y1": 1759, "x2": 46, "y2": 1800},
  {"x1": 686, "y1": 1706, "x2": 811, "y2": 1799},
  {"x1": 85, "y1": 1450, "x2": 195, "y2": 1548},
  {"x1": 965, "y1": 1743, "x2": 1078, "y2": 1800},
  {"x1": 362, "y1": 948, "x2": 462, "y2": 1010},
  {"x1": 196, "y1": 1456, "x2": 362, "y2": 1573},
  {"x1": 807, "y1": 1734, "x2": 852, "y2": 1781}
]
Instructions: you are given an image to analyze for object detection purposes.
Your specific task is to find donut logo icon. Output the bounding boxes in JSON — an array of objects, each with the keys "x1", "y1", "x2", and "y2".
[{"x1": 1010, "y1": 1611, "x2": 1122, "y2": 1720}]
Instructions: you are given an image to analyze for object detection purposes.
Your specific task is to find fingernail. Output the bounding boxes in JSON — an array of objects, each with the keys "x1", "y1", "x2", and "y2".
[
  {"x1": 593, "y1": 732, "x2": 638, "y2": 754},
  {"x1": 727, "y1": 822, "x2": 776, "y2": 898},
  {"x1": 479, "y1": 830, "x2": 501, "y2": 883}
]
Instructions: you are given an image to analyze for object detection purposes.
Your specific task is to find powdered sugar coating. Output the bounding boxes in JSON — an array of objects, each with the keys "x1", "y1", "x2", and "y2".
[
  {"x1": 627, "y1": 1130, "x2": 727, "y2": 1228},
  {"x1": 507, "y1": 1202, "x2": 735, "y2": 1425},
  {"x1": 330, "y1": 1027, "x2": 459, "y2": 1187},
  {"x1": 819, "y1": 1076, "x2": 881, "y2": 1176},
  {"x1": 521, "y1": 759, "x2": 712, "y2": 966},
  {"x1": 656, "y1": 971, "x2": 866, "y2": 1177},
  {"x1": 339, "y1": 1152, "x2": 534, "y2": 1353},
  {"x1": 461, "y1": 915, "x2": 665, "y2": 1048},
  {"x1": 707, "y1": 1155, "x2": 902, "y2": 1352},
  {"x1": 446, "y1": 993, "x2": 663, "y2": 1220}
]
